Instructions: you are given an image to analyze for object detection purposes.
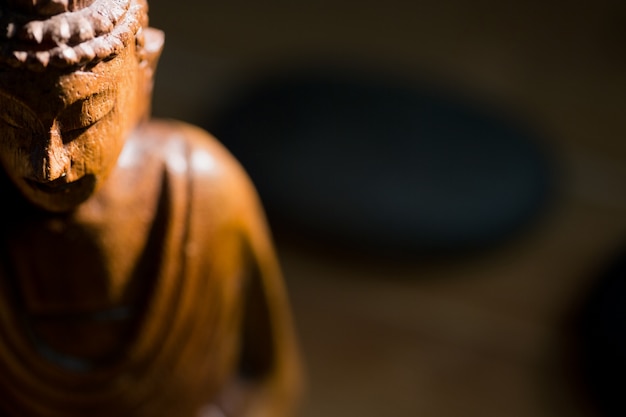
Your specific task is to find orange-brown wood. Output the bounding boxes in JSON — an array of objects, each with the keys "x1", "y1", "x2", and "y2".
[{"x1": 0, "y1": 1, "x2": 301, "y2": 416}]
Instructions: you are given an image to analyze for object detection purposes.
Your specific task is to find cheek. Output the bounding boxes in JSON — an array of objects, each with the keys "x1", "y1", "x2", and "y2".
[{"x1": 70, "y1": 115, "x2": 126, "y2": 177}]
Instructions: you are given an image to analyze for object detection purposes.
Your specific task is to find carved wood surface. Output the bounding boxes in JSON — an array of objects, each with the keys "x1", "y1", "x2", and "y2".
[{"x1": 0, "y1": 1, "x2": 301, "y2": 415}]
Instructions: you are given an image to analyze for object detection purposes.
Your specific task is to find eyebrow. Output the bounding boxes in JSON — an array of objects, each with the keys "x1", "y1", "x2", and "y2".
[
  {"x1": 58, "y1": 71, "x2": 115, "y2": 107},
  {"x1": 59, "y1": 88, "x2": 116, "y2": 129},
  {"x1": 0, "y1": 90, "x2": 39, "y2": 124},
  {"x1": 75, "y1": 88, "x2": 115, "y2": 104},
  {"x1": 0, "y1": 90, "x2": 30, "y2": 109}
]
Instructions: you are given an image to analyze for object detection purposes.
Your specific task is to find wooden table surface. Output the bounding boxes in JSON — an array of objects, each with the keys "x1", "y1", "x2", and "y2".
[{"x1": 148, "y1": 1, "x2": 626, "y2": 415}]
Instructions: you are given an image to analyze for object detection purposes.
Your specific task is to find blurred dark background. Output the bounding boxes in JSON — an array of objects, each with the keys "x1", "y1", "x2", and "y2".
[{"x1": 147, "y1": 1, "x2": 626, "y2": 416}]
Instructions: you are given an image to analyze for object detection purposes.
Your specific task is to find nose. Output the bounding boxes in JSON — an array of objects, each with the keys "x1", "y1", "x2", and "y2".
[{"x1": 31, "y1": 124, "x2": 70, "y2": 182}]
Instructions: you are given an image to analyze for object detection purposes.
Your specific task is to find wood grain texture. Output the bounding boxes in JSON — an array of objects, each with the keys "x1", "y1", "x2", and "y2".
[{"x1": 0, "y1": 1, "x2": 301, "y2": 416}]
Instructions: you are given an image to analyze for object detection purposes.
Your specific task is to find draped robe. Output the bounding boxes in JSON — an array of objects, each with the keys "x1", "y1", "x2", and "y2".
[{"x1": 0, "y1": 120, "x2": 300, "y2": 417}]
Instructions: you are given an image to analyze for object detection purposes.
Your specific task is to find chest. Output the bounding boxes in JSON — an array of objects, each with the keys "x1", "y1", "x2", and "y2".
[
  {"x1": 0, "y1": 162, "x2": 168, "y2": 364},
  {"x1": 3, "y1": 201, "x2": 155, "y2": 314}
]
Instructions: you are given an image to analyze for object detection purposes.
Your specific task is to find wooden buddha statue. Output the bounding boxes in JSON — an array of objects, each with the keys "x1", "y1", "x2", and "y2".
[{"x1": 0, "y1": 1, "x2": 301, "y2": 416}]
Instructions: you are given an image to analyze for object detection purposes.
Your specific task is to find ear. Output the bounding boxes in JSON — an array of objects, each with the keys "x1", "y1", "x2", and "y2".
[
  {"x1": 141, "y1": 27, "x2": 165, "y2": 74},
  {"x1": 137, "y1": 27, "x2": 164, "y2": 121}
]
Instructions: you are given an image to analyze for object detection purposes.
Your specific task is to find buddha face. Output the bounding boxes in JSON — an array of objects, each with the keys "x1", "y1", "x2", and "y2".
[{"x1": 0, "y1": 42, "x2": 143, "y2": 212}]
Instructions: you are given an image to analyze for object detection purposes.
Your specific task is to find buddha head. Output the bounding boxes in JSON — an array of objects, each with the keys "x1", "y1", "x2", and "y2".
[{"x1": 0, "y1": 0, "x2": 163, "y2": 212}]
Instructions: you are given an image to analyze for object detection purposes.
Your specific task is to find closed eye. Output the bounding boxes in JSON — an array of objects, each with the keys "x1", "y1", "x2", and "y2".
[
  {"x1": 0, "y1": 92, "x2": 40, "y2": 130},
  {"x1": 58, "y1": 90, "x2": 115, "y2": 133},
  {"x1": 0, "y1": 113, "x2": 23, "y2": 129}
]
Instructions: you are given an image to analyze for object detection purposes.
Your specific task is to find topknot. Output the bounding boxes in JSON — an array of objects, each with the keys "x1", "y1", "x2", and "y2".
[
  {"x1": 4, "y1": 1, "x2": 98, "y2": 16},
  {"x1": 0, "y1": 0, "x2": 148, "y2": 71}
]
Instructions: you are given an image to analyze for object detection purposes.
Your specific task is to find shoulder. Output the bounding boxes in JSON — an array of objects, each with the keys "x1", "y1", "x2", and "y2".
[
  {"x1": 130, "y1": 119, "x2": 252, "y2": 184},
  {"x1": 131, "y1": 118, "x2": 263, "y2": 222}
]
